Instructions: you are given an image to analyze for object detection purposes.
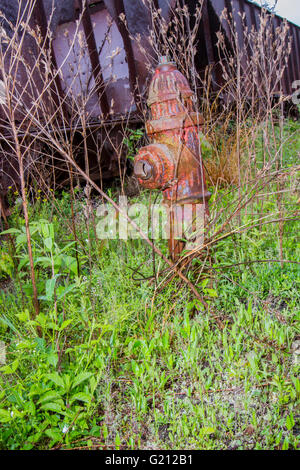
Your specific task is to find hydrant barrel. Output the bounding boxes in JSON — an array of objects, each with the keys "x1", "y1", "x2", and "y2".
[{"x1": 134, "y1": 56, "x2": 210, "y2": 259}]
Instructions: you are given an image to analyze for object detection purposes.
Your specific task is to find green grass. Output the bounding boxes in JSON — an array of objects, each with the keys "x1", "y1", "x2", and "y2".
[
  {"x1": 0, "y1": 188, "x2": 298, "y2": 450},
  {"x1": 0, "y1": 120, "x2": 299, "y2": 450}
]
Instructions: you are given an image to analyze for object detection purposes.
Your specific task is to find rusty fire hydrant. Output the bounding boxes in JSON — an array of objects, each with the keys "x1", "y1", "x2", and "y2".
[{"x1": 134, "y1": 56, "x2": 210, "y2": 260}]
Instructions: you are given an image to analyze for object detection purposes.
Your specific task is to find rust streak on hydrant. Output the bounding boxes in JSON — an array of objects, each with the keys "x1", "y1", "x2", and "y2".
[{"x1": 134, "y1": 56, "x2": 210, "y2": 260}]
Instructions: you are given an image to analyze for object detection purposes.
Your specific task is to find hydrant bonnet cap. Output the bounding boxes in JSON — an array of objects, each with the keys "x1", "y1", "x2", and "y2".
[{"x1": 147, "y1": 59, "x2": 193, "y2": 107}]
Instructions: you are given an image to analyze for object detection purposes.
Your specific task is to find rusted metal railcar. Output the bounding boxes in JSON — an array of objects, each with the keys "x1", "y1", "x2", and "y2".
[
  {"x1": 28, "y1": 0, "x2": 300, "y2": 117},
  {"x1": 205, "y1": 0, "x2": 300, "y2": 96},
  {"x1": 0, "y1": 0, "x2": 299, "y2": 203}
]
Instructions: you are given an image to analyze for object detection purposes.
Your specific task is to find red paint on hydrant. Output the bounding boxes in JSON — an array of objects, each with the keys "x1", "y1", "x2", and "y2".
[{"x1": 134, "y1": 57, "x2": 210, "y2": 259}]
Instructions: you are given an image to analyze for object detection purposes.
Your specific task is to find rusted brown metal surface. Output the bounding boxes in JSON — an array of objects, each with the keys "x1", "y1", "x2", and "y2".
[
  {"x1": 78, "y1": 0, "x2": 110, "y2": 116},
  {"x1": 134, "y1": 57, "x2": 210, "y2": 259},
  {"x1": 48, "y1": 0, "x2": 300, "y2": 119},
  {"x1": 211, "y1": 0, "x2": 300, "y2": 95},
  {"x1": 0, "y1": 0, "x2": 299, "y2": 121},
  {"x1": 32, "y1": 0, "x2": 70, "y2": 119}
]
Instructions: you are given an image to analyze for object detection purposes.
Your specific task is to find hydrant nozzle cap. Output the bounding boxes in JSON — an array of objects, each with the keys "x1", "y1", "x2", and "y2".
[
  {"x1": 134, "y1": 160, "x2": 153, "y2": 180},
  {"x1": 148, "y1": 58, "x2": 193, "y2": 107}
]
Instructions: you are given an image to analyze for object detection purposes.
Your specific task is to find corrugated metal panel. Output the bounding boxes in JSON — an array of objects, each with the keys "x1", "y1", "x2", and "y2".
[
  {"x1": 291, "y1": 25, "x2": 300, "y2": 81},
  {"x1": 51, "y1": 0, "x2": 300, "y2": 111},
  {"x1": 210, "y1": 0, "x2": 300, "y2": 95},
  {"x1": 2, "y1": 0, "x2": 300, "y2": 122}
]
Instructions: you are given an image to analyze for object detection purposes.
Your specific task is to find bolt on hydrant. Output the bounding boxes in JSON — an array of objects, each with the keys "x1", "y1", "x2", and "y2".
[{"x1": 134, "y1": 56, "x2": 211, "y2": 260}]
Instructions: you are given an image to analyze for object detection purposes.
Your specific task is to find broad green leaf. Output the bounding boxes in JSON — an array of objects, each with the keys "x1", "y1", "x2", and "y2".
[
  {"x1": 18, "y1": 256, "x2": 30, "y2": 271},
  {"x1": 40, "y1": 402, "x2": 64, "y2": 413},
  {"x1": 16, "y1": 310, "x2": 30, "y2": 322},
  {"x1": 45, "y1": 277, "x2": 57, "y2": 300},
  {"x1": 45, "y1": 429, "x2": 62, "y2": 442},
  {"x1": 44, "y1": 237, "x2": 53, "y2": 251},
  {"x1": 0, "y1": 359, "x2": 19, "y2": 374},
  {"x1": 0, "y1": 228, "x2": 21, "y2": 235},
  {"x1": 205, "y1": 288, "x2": 218, "y2": 298},
  {"x1": 59, "y1": 241, "x2": 76, "y2": 254},
  {"x1": 0, "y1": 409, "x2": 11, "y2": 423},
  {"x1": 38, "y1": 391, "x2": 62, "y2": 404},
  {"x1": 35, "y1": 336, "x2": 46, "y2": 352},
  {"x1": 63, "y1": 374, "x2": 71, "y2": 392},
  {"x1": 46, "y1": 351, "x2": 58, "y2": 367},
  {"x1": 45, "y1": 322, "x2": 59, "y2": 331},
  {"x1": 286, "y1": 413, "x2": 295, "y2": 431},
  {"x1": 16, "y1": 340, "x2": 34, "y2": 349},
  {"x1": 131, "y1": 360, "x2": 139, "y2": 376},
  {"x1": 57, "y1": 284, "x2": 77, "y2": 301},
  {"x1": 34, "y1": 257, "x2": 52, "y2": 268},
  {"x1": 71, "y1": 372, "x2": 94, "y2": 390},
  {"x1": 60, "y1": 319, "x2": 73, "y2": 330},
  {"x1": 45, "y1": 372, "x2": 65, "y2": 389},
  {"x1": 70, "y1": 392, "x2": 91, "y2": 404},
  {"x1": 16, "y1": 233, "x2": 27, "y2": 246}
]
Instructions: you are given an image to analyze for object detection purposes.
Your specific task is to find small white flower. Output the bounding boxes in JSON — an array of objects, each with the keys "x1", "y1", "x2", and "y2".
[
  {"x1": 10, "y1": 411, "x2": 14, "y2": 417},
  {"x1": 62, "y1": 425, "x2": 69, "y2": 434}
]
